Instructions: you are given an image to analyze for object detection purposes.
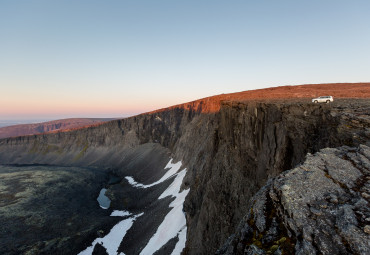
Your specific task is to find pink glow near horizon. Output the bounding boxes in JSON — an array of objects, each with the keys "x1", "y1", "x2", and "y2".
[
  {"x1": 0, "y1": 92, "x2": 194, "y2": 119},
  {"x1": 2, "y1": 1, "x2": 370, "y2": 120},
  {"x1": 0, "y1": 102, "x2": 169, "y2": 119}
]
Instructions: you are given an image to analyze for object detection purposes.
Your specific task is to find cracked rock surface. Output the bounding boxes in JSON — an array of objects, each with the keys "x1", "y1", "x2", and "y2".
[{"x1": 217, "y1": 145, "x2": 370, "y2": 255}]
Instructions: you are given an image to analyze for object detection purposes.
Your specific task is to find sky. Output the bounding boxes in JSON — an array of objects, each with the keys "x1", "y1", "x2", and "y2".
[{"x1": 1, "y1": 0, "x2": 370, "y2": 120}]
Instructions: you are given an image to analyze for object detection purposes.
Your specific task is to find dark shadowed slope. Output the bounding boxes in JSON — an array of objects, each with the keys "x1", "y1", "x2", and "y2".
[{"x1": 0, "y1": 118, "x2": 115, "y2": 139}]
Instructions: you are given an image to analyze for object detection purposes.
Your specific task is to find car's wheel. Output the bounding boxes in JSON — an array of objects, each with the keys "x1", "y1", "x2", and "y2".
[
  {"x1": 326, "y1": 100, "x2": 330, "y2": 104},
  {"x1": 314, "y1": 100, "x2": 318, "y2": 103}
]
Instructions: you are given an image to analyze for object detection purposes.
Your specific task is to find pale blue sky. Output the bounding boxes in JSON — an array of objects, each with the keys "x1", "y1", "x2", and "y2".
[{"x1": 1, "y1": 0, "x2": 370, "y2": 120}]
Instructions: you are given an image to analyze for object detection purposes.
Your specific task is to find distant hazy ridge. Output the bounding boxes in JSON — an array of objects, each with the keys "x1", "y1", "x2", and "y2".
[{"x1": 0, "y1": 118, "x2": 115, "y2": 139}]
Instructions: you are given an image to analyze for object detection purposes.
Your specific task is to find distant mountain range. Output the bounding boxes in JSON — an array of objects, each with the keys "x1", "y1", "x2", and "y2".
[{"x1": 0, "y1": 118, "x2": 115, "y2": 139}]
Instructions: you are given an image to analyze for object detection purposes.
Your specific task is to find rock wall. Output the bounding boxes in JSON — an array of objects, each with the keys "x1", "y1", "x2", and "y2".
[{"x1": 181, "y1": 101, "x2": 346, "y2": 254}]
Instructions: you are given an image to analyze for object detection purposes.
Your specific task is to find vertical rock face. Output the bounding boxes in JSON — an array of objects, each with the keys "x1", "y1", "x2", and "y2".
[
  {"x1": 216, "y1": 145, "x2": 370, "y2": 255},
  {"x1": 181, "y1": 101, "x2": 343, "y2": 254}
]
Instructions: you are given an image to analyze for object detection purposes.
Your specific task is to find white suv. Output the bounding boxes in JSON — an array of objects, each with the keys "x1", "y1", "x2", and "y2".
[{"x1": 312, "y1": 96, "x2": 334, "y2": 104}]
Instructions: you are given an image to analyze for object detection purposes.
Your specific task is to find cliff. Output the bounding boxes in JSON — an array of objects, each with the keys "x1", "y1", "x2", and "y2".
[
  {"x1": 181, "y1": 99, "x2": 370, "y2": 254},
  {"x1": 0, "y1": 83, "x2": 369, "y2": 254}
]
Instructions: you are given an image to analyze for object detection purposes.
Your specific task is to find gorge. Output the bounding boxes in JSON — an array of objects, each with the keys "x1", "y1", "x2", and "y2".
[{"x1": 0, "y1": 83, "x2": 369, "y2": 255}]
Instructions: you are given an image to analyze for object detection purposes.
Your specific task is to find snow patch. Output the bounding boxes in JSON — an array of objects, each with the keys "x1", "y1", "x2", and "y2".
[
  {"x1": 78, "y1": 212, "x2": 143, "y2": 255},
  {"x1": 139, "y1": 168, "x2": 189, "y2": 255},
  {"x1": 125, "y1": 159, "x2": 182, "y2": 189},
  {"x1": 171, "y1": 227, "x2": 187, "y2": 255},
  {"x1": 158, "y1": 169, "x2": 187, "y2": 199},
  {"x1": 110, "y1": 210, "x2": 131, "y2": 217}
]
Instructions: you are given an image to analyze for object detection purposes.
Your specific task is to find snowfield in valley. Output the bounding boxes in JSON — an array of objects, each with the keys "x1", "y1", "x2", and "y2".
[
  {"x1": 78, "y1": 159, "x2": 189, "y2": 255},
  {"x1": 139, "y1": 168, "x2": 189, "y2": 255}
]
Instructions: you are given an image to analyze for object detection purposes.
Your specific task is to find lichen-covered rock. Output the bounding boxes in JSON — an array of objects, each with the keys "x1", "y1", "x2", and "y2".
[{"x1": 217, "y1": 145, "x2": 370, "y2": 254}]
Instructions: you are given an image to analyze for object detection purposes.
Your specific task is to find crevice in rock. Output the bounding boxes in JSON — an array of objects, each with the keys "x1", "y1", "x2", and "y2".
[{"x1": 320, "y1": 165, "x2": 349, "y2": 191}]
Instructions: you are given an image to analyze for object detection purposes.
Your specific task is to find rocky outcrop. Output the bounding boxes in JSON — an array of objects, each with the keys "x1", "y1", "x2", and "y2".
[{"x1": 217, "y1": 145, "x2": 370, "y2": 255}]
